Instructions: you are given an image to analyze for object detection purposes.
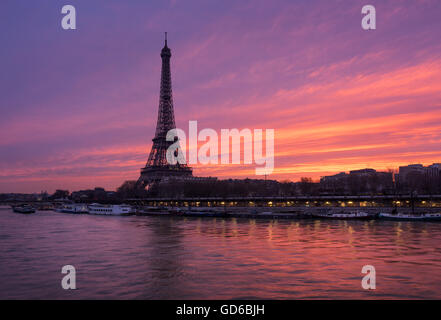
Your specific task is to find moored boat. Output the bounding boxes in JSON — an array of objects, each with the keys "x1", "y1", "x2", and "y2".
[
  {"x1": 379, "y1": 212, "x2": 441, "y2": 221},
  {"x1": 12, "y1": 204, "x2": 36, "y2": 214},
  {"x1": 88, "y1": 203, "x2": 134, "y2": 216},
  {"x1": 56, "y1": 203, "x2": 88, "y2": 214},
  {"x1": 37, "y1": 204, "x2": 54, "y2": 211},
  {"x1": 179, "y1": 210, "x2": 228, "y2": 217},
  {"x1": 311, "y1": 209, "x2": 373, "y2": 220}
]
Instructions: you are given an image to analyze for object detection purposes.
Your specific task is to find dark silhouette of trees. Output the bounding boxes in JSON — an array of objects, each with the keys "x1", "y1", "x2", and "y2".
[
  {"x1": 116, "y1": 180, "x2": 147, "y2": 199},
  {"x1": 141, "y1": 178, "x2": 285, "y2": 198},
  {"x1": 50, "y1": 189, "x2": 69, "y2": 200},
  {"x1": 112, "y1": 168, "x2": 440, "y2": 200}
]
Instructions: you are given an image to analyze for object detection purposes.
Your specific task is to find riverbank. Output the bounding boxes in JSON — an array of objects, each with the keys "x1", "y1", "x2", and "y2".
[{"x1": 135, "y1": 206, "x2": 441, "y2": 220}]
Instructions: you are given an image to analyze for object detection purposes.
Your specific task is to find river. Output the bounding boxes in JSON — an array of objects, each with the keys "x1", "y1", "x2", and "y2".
[{"x1": 1, "y1": 208, "x2": 441, "y2": 299}]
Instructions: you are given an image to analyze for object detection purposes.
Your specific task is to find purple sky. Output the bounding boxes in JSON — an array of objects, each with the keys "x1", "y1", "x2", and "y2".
[{"x1": 1, "y1": 0, "x2": 441, "y2": 193}]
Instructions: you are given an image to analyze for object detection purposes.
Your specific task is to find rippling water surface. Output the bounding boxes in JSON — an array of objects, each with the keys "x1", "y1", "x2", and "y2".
[{"x1": 1, "y1": 208, "x2": 441, "y2": 299}]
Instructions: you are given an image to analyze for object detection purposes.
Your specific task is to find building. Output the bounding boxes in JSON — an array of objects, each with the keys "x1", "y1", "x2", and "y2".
[
  {"x1": 397, "y1": 164, "x2": 425, "y2": 184},
  {"x1": 395, "y1": 163, "x2": 441, "y2": 193},
  {"x1": 320, "y1": 172, "x2": 349, "y2": 194},
  {"x1": 427, "y1": 163, "x2": 441, "y2": 180},
  {"x1": 349, "y1": 168, "x2": 376, "y2": 175},
  {"x1": 320, "y1": 168, "x2": 393, "y2": 195}
]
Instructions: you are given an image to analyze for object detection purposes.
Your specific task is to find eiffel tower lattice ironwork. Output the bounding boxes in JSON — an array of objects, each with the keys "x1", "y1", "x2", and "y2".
[{"x1": 138, "y1": 33, "x2": 192, "y2": 184}]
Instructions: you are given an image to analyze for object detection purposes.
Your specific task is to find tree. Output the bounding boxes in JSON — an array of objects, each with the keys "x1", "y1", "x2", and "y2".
[
  {"x1": 117, "y1": 181, "x2": 147, "y2": 199},
  {"x1": 51, "y1": 189, "x2": 69, "y2": 200},
  {"x1": 299, "y1": 177, "x2": 314, "y2": 195}
]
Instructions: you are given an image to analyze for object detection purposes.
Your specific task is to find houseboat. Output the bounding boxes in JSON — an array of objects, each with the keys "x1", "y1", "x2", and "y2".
[
  {"x1": 311, "y1": 208, "x2": 373, "y2": 220},
  {"x1": 88, "y1": 204, "x2": 134, "y2": 216},
  {"x1": 379, "y1": 212, "x2": 441, "y2": 221},
  {"x1": 56, "y1": 203, "x2": 88, "y2": 214}
]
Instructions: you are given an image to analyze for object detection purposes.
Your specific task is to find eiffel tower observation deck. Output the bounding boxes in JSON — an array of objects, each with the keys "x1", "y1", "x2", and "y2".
[{"x1": 138, "y1": 33, "x2": 193, "y2": 185}]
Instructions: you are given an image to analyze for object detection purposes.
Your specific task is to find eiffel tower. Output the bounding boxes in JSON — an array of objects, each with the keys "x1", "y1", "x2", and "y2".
[{"x1": 138, "y1": 33, "x2": 192, "y2": 185}]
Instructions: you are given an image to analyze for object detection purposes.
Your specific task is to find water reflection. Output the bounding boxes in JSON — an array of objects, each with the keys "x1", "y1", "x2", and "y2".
[
  {"x1": 144, "y1": 218, "x2": 185, "y2": 299},
  {"x1": 1, "y1": 209, "x2": 441, "y2": 299}
]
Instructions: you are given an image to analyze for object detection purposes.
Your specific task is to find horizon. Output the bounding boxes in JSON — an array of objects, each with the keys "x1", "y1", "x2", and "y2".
[
  {"x1": 2, "y1": 161, "x2": 439, "y2": 194},
  {"x1": 1, "y1": 0, "x2": 441, "y2": 193}
]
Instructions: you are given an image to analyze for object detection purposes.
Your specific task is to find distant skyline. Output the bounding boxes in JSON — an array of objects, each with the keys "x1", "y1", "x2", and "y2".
[{"x1": 1, "y1": 0, "x2": 441, "y2": 193}]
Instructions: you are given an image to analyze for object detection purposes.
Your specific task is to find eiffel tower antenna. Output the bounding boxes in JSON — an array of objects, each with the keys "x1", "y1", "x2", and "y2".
[{"x1": 138, "y1": 34, "x2": 192, "y2": 185}]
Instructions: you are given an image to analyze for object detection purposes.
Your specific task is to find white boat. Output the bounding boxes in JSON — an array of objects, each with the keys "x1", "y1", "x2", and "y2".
[
  {"x1": 56, "y1": 203, "x2": 88, "y2": 214},
  {"x1": 379, "y1": 212, "x2": 441, "y2": 221},
  {"x1": 88, "y1": 204, "x2": 134, "y2": 216},
  {"x1": 311, "y1": 209, "x2": 373, "y2": 220}
]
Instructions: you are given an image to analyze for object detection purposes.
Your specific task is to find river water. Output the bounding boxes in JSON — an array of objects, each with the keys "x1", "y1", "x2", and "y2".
[{"x1": 1, "y1": 208, "x2": 441, "y2": 299}]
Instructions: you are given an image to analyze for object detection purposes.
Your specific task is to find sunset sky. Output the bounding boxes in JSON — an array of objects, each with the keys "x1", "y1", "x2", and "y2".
[{"x1": 1, "y1": 0, "x2": 441, "y2": 193}]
